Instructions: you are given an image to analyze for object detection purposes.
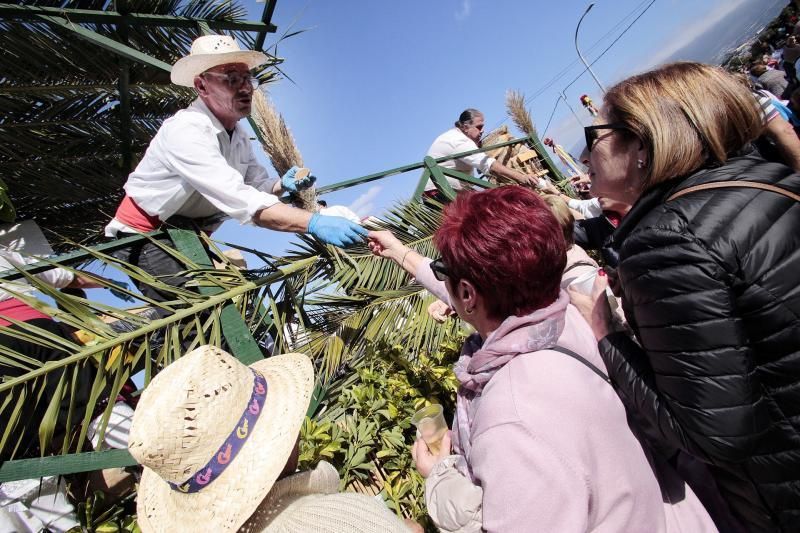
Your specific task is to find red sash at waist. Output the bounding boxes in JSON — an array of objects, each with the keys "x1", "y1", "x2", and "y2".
[
  {"x1": 114, "y1": 195, "x2": 161, "y2": 232},
  {"x1": 0, "y1": 297, "x2": 50, "y2": 327}
]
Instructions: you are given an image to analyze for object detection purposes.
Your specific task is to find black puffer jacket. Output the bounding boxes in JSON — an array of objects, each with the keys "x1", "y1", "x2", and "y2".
[{"x1": 599, "y1": 150, "x2": 800, "y2": 532}]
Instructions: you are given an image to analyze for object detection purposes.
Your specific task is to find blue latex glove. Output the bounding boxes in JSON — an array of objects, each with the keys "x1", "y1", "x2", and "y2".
[
  {"x1": 307, "y1": 213, "x2": 368, "y2": 247},
  {"x1": 108, "y1": 279, "x2": 135, "y2": 303},
  {"x1": 281, "y1": 166, "x2": 317, "y2": 193}
]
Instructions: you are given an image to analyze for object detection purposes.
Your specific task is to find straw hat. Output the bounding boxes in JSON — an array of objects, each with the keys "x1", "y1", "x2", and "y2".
[
  {"x1": 240, "y1": 462, "x2": 411, "y2": 533},
  {"x1": 128, "y1": 345, "x2": 314, "y2": 533},
  {"x1": 171, "y1": 35, "x2": 269, "y2": 87}
]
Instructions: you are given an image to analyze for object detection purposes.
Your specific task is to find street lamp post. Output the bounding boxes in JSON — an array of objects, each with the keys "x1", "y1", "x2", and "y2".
[
  {"x1": 574, "y1": 3, "x2": 607, "y2": 94},
  {"x1": 560, "y1": 91, "x2": 585, "y2": 125}
]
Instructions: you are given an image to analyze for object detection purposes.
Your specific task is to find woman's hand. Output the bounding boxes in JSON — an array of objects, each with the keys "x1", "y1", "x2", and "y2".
[
  {"x1": 568, "y1": 269, "x2": 615, "y2": 341},
  {"x1": 412, "y1": 431, "x2": 452, "y2": 479},
  {"x1": 428, "y1": 299, "x2": 455, "y2": 323},
  {"x1": 367, "y1": 230, "x2": 407, "y2": 259}
]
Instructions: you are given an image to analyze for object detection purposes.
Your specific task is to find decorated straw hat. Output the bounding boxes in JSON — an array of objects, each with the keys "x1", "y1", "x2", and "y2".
[
  {"x1": 240, "y1": 462, "x2": 411, "y2": 533},
  {"x1": 128, "y1": 345, "x2": 314, "y2": 533},
  {"x1": 171, "y1": 35, "x2": 269, "y2": 87}
]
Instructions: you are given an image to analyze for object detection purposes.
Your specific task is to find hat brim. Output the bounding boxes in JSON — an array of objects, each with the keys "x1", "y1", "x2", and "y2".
[
  {"x1": 171, "y1": 51, "x2": 269, "y2": 87},
  {"x1": 135, "y1": 352, "x2": 314, "y2": 533}
]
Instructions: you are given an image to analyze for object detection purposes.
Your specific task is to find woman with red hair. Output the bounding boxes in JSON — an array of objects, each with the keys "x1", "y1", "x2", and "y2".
[{"x1": 368, "y1": 186, "x2": 714, "y2": 532}]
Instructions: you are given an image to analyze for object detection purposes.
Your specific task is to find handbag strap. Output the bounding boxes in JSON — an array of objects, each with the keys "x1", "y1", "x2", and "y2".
[
  {"x1": 563, "y1": 260, "x2": 597, "y2": 275},
  {"x1": 550, "y1": 345, "x2": 613, "y2": 386},
  {"x1": 667, "y1": 180, "x2": 800, "y2": 202}
]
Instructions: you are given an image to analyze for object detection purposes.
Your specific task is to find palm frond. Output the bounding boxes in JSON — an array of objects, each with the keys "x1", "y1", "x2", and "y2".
[
  {"x1": 0, "y1": 236, "x2": 300, "y2": 460},
  {"x1": 261, "y1": 200, "x2": 465, "y2": 381}
]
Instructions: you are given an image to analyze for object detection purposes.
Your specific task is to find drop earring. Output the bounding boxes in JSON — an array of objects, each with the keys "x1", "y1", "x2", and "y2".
[{"x1": 637, "y1": 159, "x2": 645, "y2": 169}]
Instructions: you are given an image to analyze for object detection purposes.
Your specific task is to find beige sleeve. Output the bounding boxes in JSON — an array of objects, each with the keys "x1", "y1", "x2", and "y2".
[{"x1": 424, "y1": 456, "x2": 483, "y2": 533}]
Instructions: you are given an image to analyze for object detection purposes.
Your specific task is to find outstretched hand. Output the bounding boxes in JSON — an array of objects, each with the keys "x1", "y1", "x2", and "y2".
[
  {"x1": 108, "y1": 279, "x2": 136, "y2": 303},
  {"x1": 366, "y1": 230, "x2": 406, "y2": 259},
  {"x1": 281, "y1": 166, "x2": 317, "y2": 193},
  {"x1": 428, "y1": 299, "x2": 454, "y2": 323},
  {"x1": 307, "y1": 213, "x2": 367, "y2": 247}
]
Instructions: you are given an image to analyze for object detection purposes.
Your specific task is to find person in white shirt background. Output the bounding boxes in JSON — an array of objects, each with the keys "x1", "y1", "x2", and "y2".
[
  {"x1": 105, "y1": 35, "x2": 367, "y2": 304},
  {"x1": 423, "y1": 109, "x2": 553, "y2": 197}
]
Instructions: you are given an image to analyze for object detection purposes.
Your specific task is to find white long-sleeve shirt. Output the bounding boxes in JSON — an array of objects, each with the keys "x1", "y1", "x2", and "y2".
[
  {"x1": 424, "y1": 128, "x2": 496, "y2": 191},
  {"x1": 105, "y1": 99, "x2": 279, "y2": 236},
  {"x1": 0, "y1": 220, "x2": 74, "y2": 301},
  {"x1": 568, "y1": 197, "x2": 602, "y2": 219}
]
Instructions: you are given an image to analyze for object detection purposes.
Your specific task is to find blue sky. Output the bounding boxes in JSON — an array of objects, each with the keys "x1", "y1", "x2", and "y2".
[
  {"x1": 87, "y1": 0, "x2": 783, "y2": 304},
  {"x1": 210, "y1": 0, "x2": 783, "y2": 255}
]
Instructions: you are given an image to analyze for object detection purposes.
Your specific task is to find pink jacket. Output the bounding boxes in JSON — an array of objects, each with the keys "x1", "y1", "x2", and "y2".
[{"x1": 415, "y1": 260, "x2": 715, "y2": 533}]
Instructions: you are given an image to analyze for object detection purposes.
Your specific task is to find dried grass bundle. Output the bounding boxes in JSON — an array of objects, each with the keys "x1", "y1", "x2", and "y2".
[
  {"x1": 506, "y1": 90, "x2": 536, "y2": 136},
  {"x1": 251, "y1": 90, "x2": 317, "y2": 211}
]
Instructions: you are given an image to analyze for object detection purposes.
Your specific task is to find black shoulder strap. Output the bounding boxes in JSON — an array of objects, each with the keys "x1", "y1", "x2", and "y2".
[{"x1": 550, "y1": 345, "x2": 613, "y2": 386}]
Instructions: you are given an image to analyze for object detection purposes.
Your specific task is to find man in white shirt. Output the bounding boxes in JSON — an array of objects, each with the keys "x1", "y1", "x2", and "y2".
[
  {"x1": 424, "y1": 109, "x2": 548, "y2": 195},
  {"x1": 105, "y1": 35, "x2": 366, "y2": 302}
]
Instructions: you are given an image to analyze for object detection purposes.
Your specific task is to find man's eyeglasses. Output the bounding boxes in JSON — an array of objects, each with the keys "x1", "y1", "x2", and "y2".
[
  {"x1": 584, "y1": 123, "x2": 627, "y2": 152},
  {"x1": 202, "y1": 71, "x2": 260, "y2": 90},
  {"x1": 430, "y1": 257, "x2": 450, "y2": 281}
]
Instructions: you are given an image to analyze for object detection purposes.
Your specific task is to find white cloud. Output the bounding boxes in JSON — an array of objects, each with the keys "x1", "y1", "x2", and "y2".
[
  {"x1": 348, "y1": 185, "x2": 383, "y2": 217},
  {"x1": 455, "y1": 0, "x2": 472, "y2": 21}
]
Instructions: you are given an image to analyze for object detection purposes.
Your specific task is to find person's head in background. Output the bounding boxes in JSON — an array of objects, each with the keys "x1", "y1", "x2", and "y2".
[
  {"x1": 750, "y1": 63, "x2": 768, "y2": 78},
  {"x1": 454, "y1": 109, "x2": 485, "y2": 145},
  {"x1": 540, "y1": 194, "x2": 575, "y2": 248},
  {"x1": 790, "y1": 87, "x2": 800, "y2": 111},
  {"x1": 432, "y1": 186, "x2": 566, "y2": 338}
]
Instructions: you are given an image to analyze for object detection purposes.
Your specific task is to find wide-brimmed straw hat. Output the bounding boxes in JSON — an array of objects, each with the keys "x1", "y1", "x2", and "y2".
[
  {"x1": 128, "y1": 345, "x2": 314, "y2": 533},
  {"x1": 171, "y1": 34, "x2": 269, "y2": 87},
  {"x1": 240, "y1": 462, "x2": 410, "y2": 533}
]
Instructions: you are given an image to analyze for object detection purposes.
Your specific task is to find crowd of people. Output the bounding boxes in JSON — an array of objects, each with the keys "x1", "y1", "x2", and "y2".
[
  {"x1": 2, "y1": 30, "x2": 800, "y2": 533},
  {"x1": 369, "y1": 62, "x2": 800, "y2": 531}
]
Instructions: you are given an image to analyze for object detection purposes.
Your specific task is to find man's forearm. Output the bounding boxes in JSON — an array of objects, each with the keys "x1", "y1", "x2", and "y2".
[
  {"x1": 766, "y1": 117, "x2": 800, "y2": 172},
  {"x1": 253, "y1": 203, "x2": 312, "y2": 233},
  {"x1": 489, "y1": 161, "x2": 529, "y2": 184}
]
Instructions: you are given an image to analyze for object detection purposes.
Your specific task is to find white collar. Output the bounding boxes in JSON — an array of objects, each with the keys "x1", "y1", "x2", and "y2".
[{"x1": 190, "y1": 98, "x2": 244, "y2": 138}]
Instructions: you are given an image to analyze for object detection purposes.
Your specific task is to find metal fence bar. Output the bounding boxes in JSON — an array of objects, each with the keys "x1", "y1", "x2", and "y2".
[
  {"x1": 316, "y1": 135, "x2": 532, "y2": 195},
  {"x1": 0, "y1": 231, "x2": 165, "y2": 282},
  {"x1": 0, "y1": 449, "x2": 136, "y2": 482}
]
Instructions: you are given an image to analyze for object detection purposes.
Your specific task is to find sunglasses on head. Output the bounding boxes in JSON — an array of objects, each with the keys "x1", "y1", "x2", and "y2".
[
  {"x1": 584, "y1": 123, "x2": 627, "y2": 152},
  {"x1": 430, "y1": 257, "x2": 450, "y2": 282}
]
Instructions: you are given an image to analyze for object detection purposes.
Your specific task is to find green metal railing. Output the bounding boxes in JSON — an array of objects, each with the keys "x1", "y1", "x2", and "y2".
[
  {"x1": 316, "y1": 132, "x2": 564, "y2": 201},
  {"x1": 0, "y1": 131, "x2": 564, "y2": 482}
]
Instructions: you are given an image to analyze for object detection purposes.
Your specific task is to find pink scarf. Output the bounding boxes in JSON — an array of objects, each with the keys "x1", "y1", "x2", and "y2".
[{"x1": 452, "y1": 290, "x2": 569, "y2": 470}]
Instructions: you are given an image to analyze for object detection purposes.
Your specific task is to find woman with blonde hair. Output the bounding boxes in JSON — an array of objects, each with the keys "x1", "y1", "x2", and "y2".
[{"x1": 571, "y1": 61, "x2": 800, "y2": 531}]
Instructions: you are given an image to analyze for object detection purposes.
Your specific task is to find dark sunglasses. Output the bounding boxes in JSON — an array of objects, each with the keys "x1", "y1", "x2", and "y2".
[
  {"x1": 430, "y1": 257, "x2": 450, "y2": 281},
  {"x1": 584, "y1": 123, "x2": 627, "y2": 152}
]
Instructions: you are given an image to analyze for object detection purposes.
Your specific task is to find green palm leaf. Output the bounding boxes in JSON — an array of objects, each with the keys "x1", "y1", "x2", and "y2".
[{"x1": 0, "y1": 236, "x2": 304, "y2": 461}]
